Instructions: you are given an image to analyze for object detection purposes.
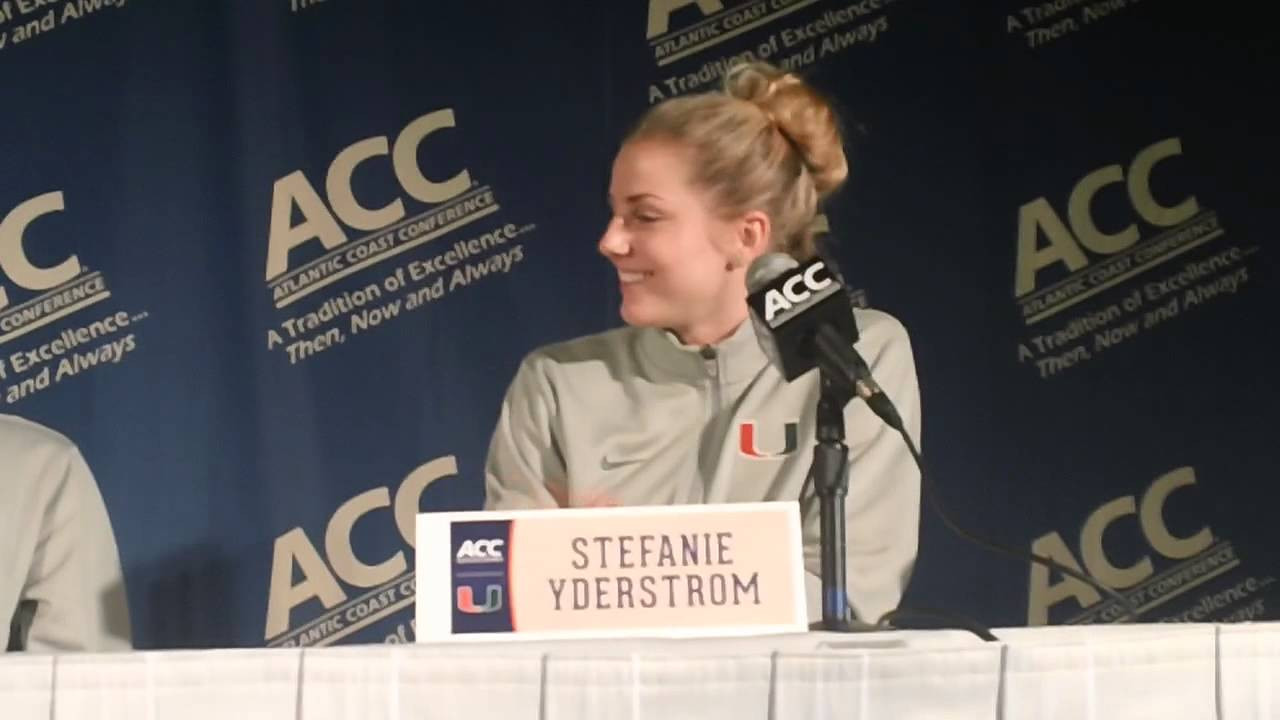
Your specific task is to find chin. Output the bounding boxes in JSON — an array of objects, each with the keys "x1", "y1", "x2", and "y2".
[{"x1": 619, "y1": 301, "x2": 667, "y2": 329}]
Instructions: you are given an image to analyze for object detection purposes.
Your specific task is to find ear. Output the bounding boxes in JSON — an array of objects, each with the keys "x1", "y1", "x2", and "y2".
[{"x1": 727, "y1": 210, "x2": 772, "y2": 270}]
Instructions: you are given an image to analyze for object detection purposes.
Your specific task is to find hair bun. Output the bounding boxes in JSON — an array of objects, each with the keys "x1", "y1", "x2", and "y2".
[{"x1": 724, "y1": 62, "x2": 848, "y2": 196}]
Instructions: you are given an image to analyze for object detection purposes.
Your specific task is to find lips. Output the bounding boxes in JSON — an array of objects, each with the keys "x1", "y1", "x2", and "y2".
[{"x1": 617, "y1": 270, "x2": 652, "y2": 284}]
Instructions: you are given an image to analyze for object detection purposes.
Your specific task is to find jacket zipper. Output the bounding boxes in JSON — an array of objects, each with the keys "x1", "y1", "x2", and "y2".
[
  {"x1": 699, "y1": 346, "x2": 721, "y2": 410},
  {"x1": 697, "y1": 345, "x2": 721, "y2": 503}
]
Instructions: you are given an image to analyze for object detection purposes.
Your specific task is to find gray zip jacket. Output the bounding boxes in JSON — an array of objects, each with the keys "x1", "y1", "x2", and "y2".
[
  {"x1": 1, "y1": 414, "x2": 131, "y2": 652},
  {"x1": 484, "y1": 308, "x2": 922, "y2": 625}
]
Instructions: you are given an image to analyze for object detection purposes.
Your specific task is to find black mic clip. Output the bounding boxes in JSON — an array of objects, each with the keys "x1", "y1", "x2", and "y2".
[{"x1": 814, "y1": 325, "x2": 904, "y2": 433}]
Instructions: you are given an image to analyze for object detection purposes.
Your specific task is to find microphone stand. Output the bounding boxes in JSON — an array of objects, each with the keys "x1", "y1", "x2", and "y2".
[{"x1": 808, "y1": 326, "x2": 860, "y2": 631}]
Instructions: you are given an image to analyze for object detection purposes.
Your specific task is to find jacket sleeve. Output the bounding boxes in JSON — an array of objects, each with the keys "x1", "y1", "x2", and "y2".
[
  {"x1": 23, "y1": 446, "x2": 132, "y2": 652},
  {"x1": 483, "y1": 354, "x2": 569, "y2": 509},
  {"x1": 802, "y1": 309, "x2": 922, "y2": 626}
]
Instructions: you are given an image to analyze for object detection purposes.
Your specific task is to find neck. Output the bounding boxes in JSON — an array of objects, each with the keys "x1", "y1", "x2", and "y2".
[{"x1": 672, "y1": 305, "x2": 748, "y2": 347}]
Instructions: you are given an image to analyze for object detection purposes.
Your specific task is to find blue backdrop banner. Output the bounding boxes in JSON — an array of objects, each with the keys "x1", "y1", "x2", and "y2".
[{"x1": 1, "y1": 0, "x2": 1274, "y2": 648}]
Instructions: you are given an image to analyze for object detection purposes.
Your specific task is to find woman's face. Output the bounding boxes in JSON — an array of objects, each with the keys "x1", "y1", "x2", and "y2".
[{"x1": 598, "y1": 138, "x2": 758, "y2": 345}]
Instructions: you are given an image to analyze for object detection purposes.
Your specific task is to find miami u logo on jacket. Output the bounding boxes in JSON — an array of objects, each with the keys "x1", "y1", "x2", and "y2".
[{"x1": 739, "y1": 421, "x2": 799, "y2": 458}]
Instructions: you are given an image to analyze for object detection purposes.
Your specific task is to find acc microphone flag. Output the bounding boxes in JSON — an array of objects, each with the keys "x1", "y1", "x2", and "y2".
[{"x1": 747, "y1": 253, "x2": 861, "y2": 381}]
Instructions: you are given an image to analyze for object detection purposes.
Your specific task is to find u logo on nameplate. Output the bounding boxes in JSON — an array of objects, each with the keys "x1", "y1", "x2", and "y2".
[{"x1": 415, "y1": 502, "x2": 807, "y2": 642}]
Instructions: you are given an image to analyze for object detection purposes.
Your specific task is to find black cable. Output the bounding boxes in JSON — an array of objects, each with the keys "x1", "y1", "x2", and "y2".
[
  {"x1": 861, "y1": 379, "x2": 1143, "y2": 626},
  {"x1": 876, "y1": 607, "x2": 999, "y2": 642},
  {"x1": 800, "y1": 358, "x2": 1000, "y2": 640}
]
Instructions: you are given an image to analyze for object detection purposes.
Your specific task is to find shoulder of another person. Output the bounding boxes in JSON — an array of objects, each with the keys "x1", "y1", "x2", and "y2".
[{"x1": 0, "y1": 413, "x2": 76, "y2": 458}]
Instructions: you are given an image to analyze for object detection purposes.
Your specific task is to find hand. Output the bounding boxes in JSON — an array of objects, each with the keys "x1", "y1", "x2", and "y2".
[{"x1": 546, "y1": 481, "x2": 620, "y2": 508}]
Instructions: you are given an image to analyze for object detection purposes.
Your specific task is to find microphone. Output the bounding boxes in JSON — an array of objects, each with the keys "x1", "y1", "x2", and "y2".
[
  {"x1": 746, "y1": 253, "x2": 902, "y2": 430},
  {"x1": 744, "y1": 252, "x2": 1141, "y2": 635},
  {"x1": 746, "y1": 253, "x2": 859, "y2": 381},
  {"x1": 746, "y1": 252, "x2": 870, "y2": 630}
]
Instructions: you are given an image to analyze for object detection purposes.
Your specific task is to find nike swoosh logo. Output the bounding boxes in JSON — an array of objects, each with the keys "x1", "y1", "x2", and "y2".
[{"x1": 600, "y1": 456, "x2": 647, "y2": 471}]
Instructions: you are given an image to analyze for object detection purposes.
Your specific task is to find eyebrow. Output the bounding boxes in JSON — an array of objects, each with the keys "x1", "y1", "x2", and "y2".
[
  {"x1": 614, "y1": 193, "x2": 661, "y2": 206},
  {"x1": 607, "y1": 192, "x2": 662, "y2": 209}
]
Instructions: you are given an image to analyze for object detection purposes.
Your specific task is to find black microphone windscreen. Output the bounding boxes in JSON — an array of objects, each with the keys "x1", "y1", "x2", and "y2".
[
  {"x1": 746, "y1": 252, "x2": 799, "y2": 293},
  {"x1": 745, "y1": 253, "x2": 859, "y2": 381}
]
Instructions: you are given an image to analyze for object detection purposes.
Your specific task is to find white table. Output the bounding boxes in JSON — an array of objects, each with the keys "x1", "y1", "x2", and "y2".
[{"x1": 2, "y1": 622, "x2": 1277, "y2": 719}]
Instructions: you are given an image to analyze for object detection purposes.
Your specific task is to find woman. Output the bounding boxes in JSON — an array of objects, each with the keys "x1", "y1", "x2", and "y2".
[
  {"x1": 484, "y1": 61, "x2": 921, "y2": 626},
  {"x1": 1, "y1": 413, "x2": 132, "y2": 652}
]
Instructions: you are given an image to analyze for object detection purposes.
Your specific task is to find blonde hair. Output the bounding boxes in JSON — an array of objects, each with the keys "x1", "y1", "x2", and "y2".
[{"x1": 625, "y1": 61, "x2": 848, "y2": 260}]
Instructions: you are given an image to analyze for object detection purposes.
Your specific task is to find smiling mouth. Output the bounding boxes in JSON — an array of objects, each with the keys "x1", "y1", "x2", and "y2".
[{"x1": 618, "y1": 271, "x2": 653, "y2": 284}]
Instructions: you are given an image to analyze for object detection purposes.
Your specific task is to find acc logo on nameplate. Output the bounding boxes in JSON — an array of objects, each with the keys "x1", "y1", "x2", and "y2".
[
  {"x1": 445, "y1": 519, "x2": 516, "y2": 632},
  {"x1": 455, "y1": 538, "x2": 504, "y2": 564}
]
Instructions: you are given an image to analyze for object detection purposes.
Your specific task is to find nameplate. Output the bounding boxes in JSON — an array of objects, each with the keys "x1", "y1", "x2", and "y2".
[{"x1": 415, "y1": 501, "x2": 806, "y2": 642}]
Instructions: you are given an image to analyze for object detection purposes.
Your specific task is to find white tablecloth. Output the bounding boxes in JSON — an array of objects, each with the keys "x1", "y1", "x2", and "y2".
[{"x1": 2, "y1": 622, "x2": 1277, "y2": 719}]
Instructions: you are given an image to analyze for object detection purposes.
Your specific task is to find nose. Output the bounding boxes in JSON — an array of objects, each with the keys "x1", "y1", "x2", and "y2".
[{"x1": 597, "y1": 216, "x2": 630, "y2": 259}]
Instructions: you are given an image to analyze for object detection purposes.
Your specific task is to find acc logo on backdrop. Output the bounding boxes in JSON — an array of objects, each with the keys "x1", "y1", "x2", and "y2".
[
  {"x1": 264, "y1": 109, "x2": 471, "y2": 283},
  {"x1": 811, "y1": 213, "x2": 869, "y2": 309},
  {"x1": 0, "y1": 192, "x2": 111, "y2": 345},
  {"x1": 646, "y1": 0, "x2": 729, "y2": 38},
  {"x1": 1015, "y1": 137, "x2": 1201, "y2": 299},
  {"x1": 264, "y1": 456, "x2": 459, "y2": 647},
  {"x1": 1026, "y1": 466, "x2": 1271, "y2": 626}
]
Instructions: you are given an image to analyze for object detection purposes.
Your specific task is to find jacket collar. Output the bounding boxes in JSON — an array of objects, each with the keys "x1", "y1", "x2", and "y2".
[{"x1": 637, "y1": 316, "x2": 772, "y2": 385}]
